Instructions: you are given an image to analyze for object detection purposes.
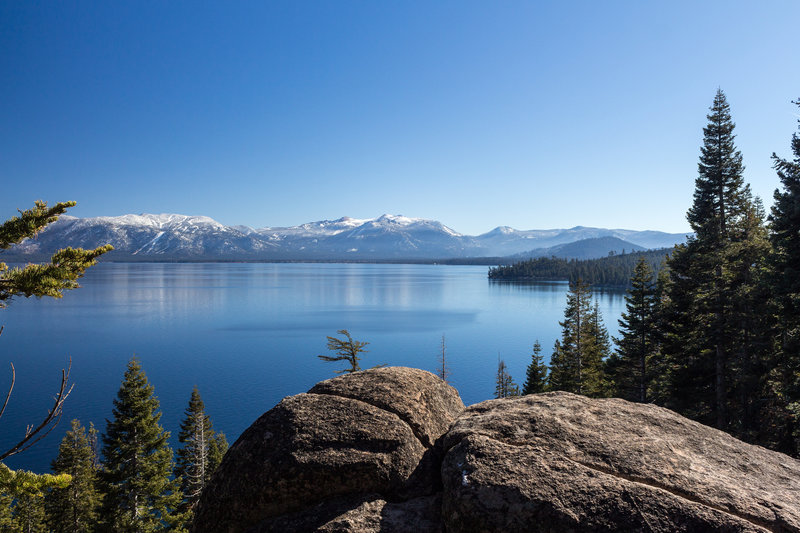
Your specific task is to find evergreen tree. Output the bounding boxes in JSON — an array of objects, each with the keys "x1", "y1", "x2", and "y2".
[
  {"x1": 436, "y1": 334, "x2": 450, "y2": 383},
  {"x1": 317, "y1": 330, "x2": 369, "y2": 374},
  {"x1": 726, "y1": 198, "x2": 770, "y2": 441},
  {"x1": 174, "y1": 387, "x2": 228, "y2": 521},
  {"x1": 46, "y1": 420, "x2": 101, "y2": 533},
  {"x1": 647, "y1": 263, "x2": 673, "y2": 404},
  {"x1": 662, "y1": 89, "x2": 768, "y2": 433},
  {"x1": 10, "y1": 497, "x2": 43, "y2": 533},
  {"x1": 765, "y1": 96, "x2": 800, "y2": 454},
  {"x1": 588, "y1": 301, "x2": 612, "y2": 363},
  {"x1": 522, "y1": 340, "x2": 548, "y2": 394},
  {"x1": 494, "y1": 358, "x2": 519, "y2": 398},
  {"x1": 0, "y1": 491, "x2": 12, "y2": 531},
  {"x1": 0, "y1": 465, "x2": 70, "y2": 533},
  {"x1": 547, "y1": 340, "x2": 568, "y2": 392},
  {"x1": 99, "y1": 358, "x2": 181, "y2": 533},
  {"x1": 611, "y1": 258, "x2": 658, "y2": 402},
  {"x1": 547, "y1": 279, "x2": 606, "y2": 396},
  {"x1": 12, "y1": 490, "x2": 47, "y2": 533}
]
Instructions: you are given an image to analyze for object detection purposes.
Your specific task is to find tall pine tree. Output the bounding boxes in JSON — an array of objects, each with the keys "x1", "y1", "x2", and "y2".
[
  {"x1": 662, "y1": 89, "x2": 768, "y2": 433},
  {"x1": 548, "y1": 279, "x2": 607, "y2": 397},
  {"x1": 99, "y1": 358, "x2": 181, "y2": 533},
  {"x1": 766, "y1": 96, "x2": 800, "y2": 454},
  {"x1": 174, "y1": 387, "x2": 228, "y2": 521},
  {"x1": 611, "y1": 258, "x2": 658, "y2": 402},
  {"x1": 46, "y1": 420, "x2": 101, "y2": 533}
]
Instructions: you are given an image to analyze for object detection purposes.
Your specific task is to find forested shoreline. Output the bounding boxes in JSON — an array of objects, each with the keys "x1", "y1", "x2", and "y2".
[
  {"x1": 487, "y1": 247, "x2": 671, "y2": 287},
  {"x1": 499, "y1": 90, "x2": 800, "y2": 461}
]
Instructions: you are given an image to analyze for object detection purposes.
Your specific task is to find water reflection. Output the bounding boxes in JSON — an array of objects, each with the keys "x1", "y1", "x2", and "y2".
[{"x1": 1, "y1": 263, "x2": 628, "y2": 474}]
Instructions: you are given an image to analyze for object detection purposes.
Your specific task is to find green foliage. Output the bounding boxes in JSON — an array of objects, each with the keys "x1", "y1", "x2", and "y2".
[
  {"x1": 610, "y1": 258, "x2": 658, "y2": 402},
  {"x1": 0, "y1": 201, "x2": 113, "y2": 308},
  {"x1": 494, "y1": 359, "x2": 519, "y2": 399},
  {"x1": 488, "y1": 248, "x2": 671, "y2": 287},
  {"x1": 318, "y1": 329, "x2": 369, "y2": 374},
  {"x1": 0, "y1": 463, "x2": 71, "y2": 533},
  {"x1": 0, "y1": 201, "x2": 75, "y2": 250},
  {"x1": 46, "y1": 419, "x2": 101, "y2": 533},
  {"x1": 547, "y1": 280, "x2": 608, "y2": 397},
  {"x1": 0, "y1": 491, "x2": 12, "y2": 530},
  {"x1": 765, "y1": 97, "x2": 800, "y2": 454},
  {"x1": 11, "y1": 491, "x2": 47, "y2": 532},
  {"x1": 174, "y1": 386, "x2": 228, "y2": 526},
  {"x1": 98, "y1": 358, "x2": 181, "y2": 533},
  {"x1": 522, "y1": 340, "x2": 547, "y2": 394},
  {"x1": 660, "y1": 90, "x2": 769, "y2": 435}
]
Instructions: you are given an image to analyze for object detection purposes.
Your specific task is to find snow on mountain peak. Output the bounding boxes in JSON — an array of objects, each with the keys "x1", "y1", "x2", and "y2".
[
  {"x1": 77, "y1": 213, "x2": 226, "y2": 230},
  {"x1": 8, "y1": 211, "x2": 690, "y2": 260}
]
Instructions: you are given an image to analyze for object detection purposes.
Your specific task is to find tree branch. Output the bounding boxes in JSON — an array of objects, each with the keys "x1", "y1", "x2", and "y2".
[
  {"x1": 0, "y1": 359, "x2": 74, "y2": 461},
  {"x1": 0, "y1": 362, "x2": 14, "y2": 422}
]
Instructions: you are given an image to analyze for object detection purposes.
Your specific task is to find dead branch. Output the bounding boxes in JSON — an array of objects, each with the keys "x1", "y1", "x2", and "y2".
[
  {"x1": 0, "y1": 362, "x2": 14, "y2": 421},
  {"x1": 0, "y1": 358, "x2": 73, "y2": 461}
]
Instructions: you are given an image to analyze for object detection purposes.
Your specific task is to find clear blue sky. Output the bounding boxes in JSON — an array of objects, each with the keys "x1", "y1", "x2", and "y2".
[{"x1": 2, "y1": 1, "x2": 799, "y2": 235}]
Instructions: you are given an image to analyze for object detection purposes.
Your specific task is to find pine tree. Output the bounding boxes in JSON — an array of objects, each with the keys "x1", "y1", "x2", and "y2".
[
  {"x1": 662, "y1": 89, "x2": 768, "y2": 433},
  {"x1": 0, "y1": 465, "x2": 70, "y2": 533},
  {"x1": 611, "y1": 258, "x2": 657, "y2": 402},
  {"x1": 0, "y1": 491, "x2": 12, "y2": 531},
  {"x1": 765, "y1": 96, "x2": 800, "y2": 454},
  {"x1": 317, "y1": 330, "x2": 369, "y2": 374},
  {"x1": 436, "y1": 334, "x2": 450, "y2": 383},
  {"x1": 547, "y1": 340, "x2": 568, "y2": 392},
  {"x1": 11, "y1": 491, "x2": 47, "y2": 533},
  {"x1": 547, "y1": 279, "x2": 606, "y2": 397},
  {"x1": 522, "y1": 340, "x2": 547, "y2": 394},
  {"x1": 46, "y1": 420, "x2": 101, "y2": 533},
  {"x1": 494, "y1": 358, "x2": 519, "y2": 398},
  {"x1": 174, "y1": 387, "x2": 228, "y2": 520},
  {"x1": 98, "y1": 358, "x2": 181, "y2": 533}
]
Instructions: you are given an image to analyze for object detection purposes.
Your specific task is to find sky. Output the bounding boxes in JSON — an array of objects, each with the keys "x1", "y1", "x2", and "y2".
[{"x1": 2, "y1": 1, "x2": 799, "y2": 236}]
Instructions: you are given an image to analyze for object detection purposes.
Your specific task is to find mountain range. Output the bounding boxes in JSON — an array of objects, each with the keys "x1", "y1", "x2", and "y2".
[{"x1": 5, "y1": 213, "x2": 689, "y2": 262}]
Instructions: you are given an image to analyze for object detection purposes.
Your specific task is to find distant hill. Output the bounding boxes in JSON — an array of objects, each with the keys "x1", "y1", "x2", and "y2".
[
  {"x1": 512, "y1": 236, "x2": 647, "y2": 261},
  {"x1": 3, "y1": 213, "x2": 688, "y2": 262},
  {"x1": 488, "y1": 248, "x2": 673, "y2": 287}
]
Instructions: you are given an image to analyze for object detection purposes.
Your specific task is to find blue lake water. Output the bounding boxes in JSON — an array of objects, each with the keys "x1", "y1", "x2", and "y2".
[{"x1": 0, "y1": 263, "x2": 625, "y2": 473}]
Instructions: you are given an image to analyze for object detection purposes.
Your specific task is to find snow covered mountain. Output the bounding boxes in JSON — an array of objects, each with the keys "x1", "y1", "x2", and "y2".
[{"x1": 6, "y1": 213, "x2": 689, "y2": 261}]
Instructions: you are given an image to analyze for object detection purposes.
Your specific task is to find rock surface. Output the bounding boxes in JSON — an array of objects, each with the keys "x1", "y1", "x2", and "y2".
[
  {"x1": 308, "y1": 366, "x2": 465, "y2": 448},
  {"x1": 249, "y1": 494, "x2": 442, "y2": 533},
  {"x1": 442, "y1": 392, "x2": 800, "y2": 532},
  {"x1": 192, "y1": 367, "x2": 463, "y2": 533},
  {"x1": 193, "y1": 370, "x2": 800, "y2": 533}
]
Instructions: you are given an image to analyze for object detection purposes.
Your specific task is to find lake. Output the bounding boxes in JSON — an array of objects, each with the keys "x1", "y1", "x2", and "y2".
[{"x1": 0, "y1": 262, "x2": 626, "y2": 473}]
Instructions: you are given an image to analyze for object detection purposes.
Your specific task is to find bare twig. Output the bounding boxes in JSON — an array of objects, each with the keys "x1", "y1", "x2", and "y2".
[
  {"x1": 0, "y1": 362, "x2": 14, "y2": 421},
  {"x1": 0, "y1": 358, "x2": 73, "y2": 461}
]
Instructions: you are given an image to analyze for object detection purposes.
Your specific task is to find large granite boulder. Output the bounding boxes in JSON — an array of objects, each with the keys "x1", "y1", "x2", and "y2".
[
  {"x1": 192, "y1": 367, "x2": 464, "y2": 533},
  {"x1": 193, "y1": 369, "x2": 800, "y2": 532},
  {"x1": 441, "y1": 392, "x2": 800, "y2": 532}
]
